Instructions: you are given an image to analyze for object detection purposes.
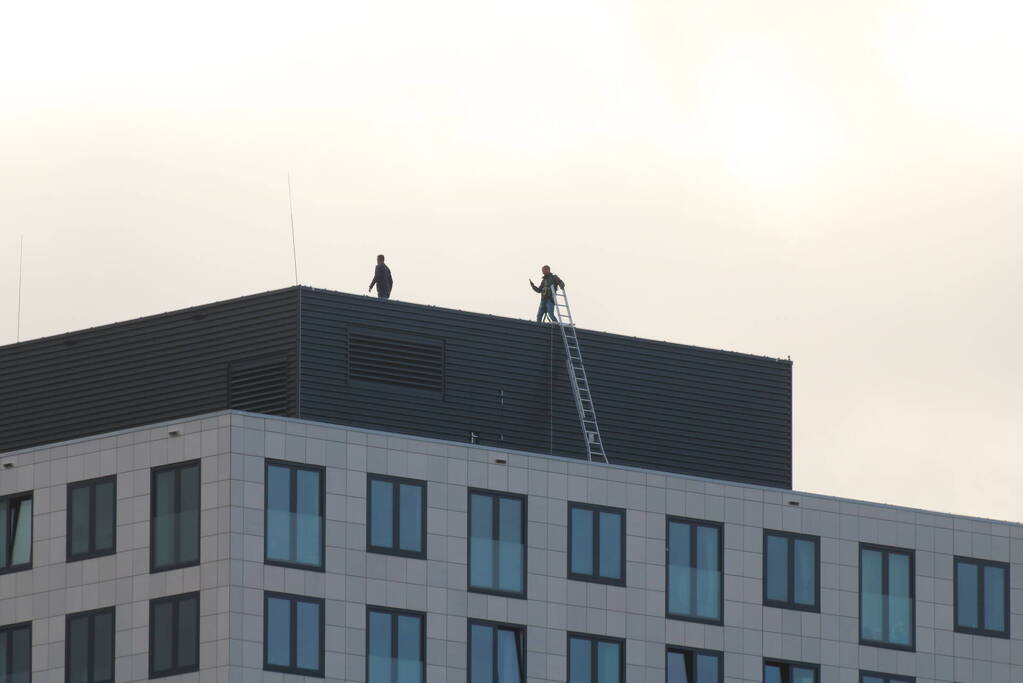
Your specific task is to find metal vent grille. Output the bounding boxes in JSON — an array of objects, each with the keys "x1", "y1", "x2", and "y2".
[
  {"x1": 228, "y1": 355, "x2": 291, "y2": 415},
  {"x1": 349, "y1": 332, "x2": 443, "y2": 394}
]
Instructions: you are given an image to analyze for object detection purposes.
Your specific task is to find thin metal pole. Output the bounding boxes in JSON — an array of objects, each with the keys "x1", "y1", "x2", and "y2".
[
  {"x1": 17, "y1": 235, "x2": 23, "y2": 342},
  {"x1": 288, "y1": 173, "x2": 299, "y2": 285}
]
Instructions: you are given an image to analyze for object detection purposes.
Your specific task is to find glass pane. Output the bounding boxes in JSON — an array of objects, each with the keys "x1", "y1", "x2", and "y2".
[
  {"x1": 496, "y1": 629, "x2": 521, "y2": 683},
  {"x1": 396, "y1": 614, "x2": 422, "y2": 683},
  {"x1": 862, "y1": 677, "x2": 883, "y2": 683},
  {"x1": 791, "y1": 666, "x2": 816, "y2": 683},
  {"x1": 296, "y1": 469, "x2": 322, "y2": 566},
  {"x1": 667, "y1": 522, "x2": 692, "y2": 615},
  {"x1": 498, "y1": 498, "x2": 523, "y2": 593},
  {"x1": 695, "y1": 525, "x2": 720, "y2": 619},
  {"x1": 666, "y1": 651, "x2": 689, "y2": 683},
  {"x1": 370, "y1": 480, "x2": 394, "y2": 548},
  {"x1": 470, "y1": 623, "x2": 494, "y2": 683},
  {"x1": 765, "y1": 534, "x2": 788, "y2": 602},
  {"x1": 153, "y1": 471, "x2": 176, "y2": 568},
  {"x1": 0, "y1": 502, "x2": 7, "y2": 567},
  {"x1": 568, "y1": 637, "x2": 591, "y2": 683},
  {"x1": 178, "y1": 465, "x2": 200, "y2": 564},
  {"x1": 793, "y1": 539, "x2": 816, "y2": 606},
  {"x1": 695, "y1": 653, "x2": 718, "y2": 683},
  {"x1": 266, "y1": 596, "x2": 291, "y2": 667},
  {"x1": 11, "y1": 626, "x2": 31, "y2": 681},
  {"x1": 266, "y1": 465, "x2": 291, "y2": 562},
  {"x1": 94, "y1": 481, "x2": 116, "y2": 553},
  {"x1": 570, "y1": 508, "x2": 594, "y2": 576},
  {"x1": 151, "y1": 600, "x2": 174, "y2": 673},
  {"x1": 177, "y1": 596, "x2": 198, "y2": 668},
  {"x1": 0, "y1": 632, "x2": 6, "y2": 682},
  {"x1": 398, "y1": 484, "x2": 423, "y2": 553},
  {"x1": 469, "y1": 495, "x2": 494, "y2": 590},
  {"x1": 296, "y1": 600, "x2": 321, "y2": 671},
  {"x1": 860, "y1": 549, "x2": 883, "y2": 641},
  {"x1": 598, "y1": 512, "x2": 622, "y2": 580},
  {"x1": 67, "y1": 615, "x2": 90, "y2": 683},
  {"x1": 596, "y1": 641, "x2": 620, "y2": 683},
  {"x1": 983, "y1": 565, "x2": 1006, "y2": 632},
  {"x1": 70, "y1": 485, "x2": 92, "y2": 557},
  {"x1": 888, "y1": 552, "x2": 912, "y2": 645},
  {"x1": 368, "y1": 611, "x2": 392, "y2": 683},
  {"x1": 93, "y1": 611, "x2": 114, "y2": 682},
  {"x1": 764, "y1": 664, "x2": 782, "y2": 683},
  {"x1": 956, "y1": 560, "x2": 979, "y2": 628},
  {"x1": 11, "y1": 498, "x2": 32, "y2": 565}
]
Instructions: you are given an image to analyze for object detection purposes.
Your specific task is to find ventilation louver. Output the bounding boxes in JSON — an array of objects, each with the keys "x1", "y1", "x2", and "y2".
[
  {"x1": 349, "y1": 332, "x2": 443, "y2": 394},
  {"x1": 228, "y1": 355, "x2": 291, "y2": 415}
]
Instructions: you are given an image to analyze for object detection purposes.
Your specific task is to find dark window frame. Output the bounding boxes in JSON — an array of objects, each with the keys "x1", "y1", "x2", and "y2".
[
  {"x1": 366, "y1": 474, "x2": 428, "y2": 559},
  {"x1": 666, "y1": 646, "x2": 724, "y2": 683},
  {"x1": 148, "y1": 591, "x2": 200, "y2": 679},
  {"x1": 365, "y1": 606, "x2": 426, "y2": 683},
  {"x1": 764, "y1": 658, "x2": 820, "y2": 683},
  {"x1": 953, "y1": 555, "x2": 1010, "y2": 638},
  {"x1": 665, "y1": 516, "x2": 724, "y2": 625},
  {"x1": 467, "y1": 619, "x2": 526, "y2": 683},
  {"x1": 66, "y1": 606, "x2": 115, "y2": 683},
  {"x1": 66, "y1": 475, "x2": 117, "y2": 562},
  {"x1": 467, "y1": 489, "x2": 527, "y2": 598},
  {"x1": 859, "y1": 542, "x2": 916, "y2": 651},
  {"x1": 263, "y1": 460, "x2": 326, "y2": 571},
  {"x1": 567, "y1": 502, "x2": 626, "y2": 586},
  {"x1": 566, "y1": 632, "x2": 625, "y2": 683},
  {"x1": 762, "y1": 530, "x2": 820, "y2": 612},
  {"x1": 149, "y1": 460, "x2": 201, "y2": 573},
  {"x1": 859, "y1": 671, "x2": 915, "y2": 683},
  {"x1": 0, "y1": 621, "x2": 32, "y2": 680},
  {"x1": 0, "y1": 491, "x2": 33, "y2": 574},
  {"x1": 263, "y1": 591, "x2": 325, "y2": 677}
]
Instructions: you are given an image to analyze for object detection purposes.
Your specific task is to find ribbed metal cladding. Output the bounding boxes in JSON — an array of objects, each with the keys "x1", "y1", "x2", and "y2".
[{"x1": 0, "y1": 286, "x2": 791, "y2": 489}]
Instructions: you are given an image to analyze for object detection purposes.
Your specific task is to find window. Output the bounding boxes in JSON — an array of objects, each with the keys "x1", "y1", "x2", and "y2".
[
  {"x1": 666, "y1": 647, "x2": 722, "y2": 683},
  {"x1": 0, "y1": 493, "x2": 32, "y2": 573},
  {"x1": 67, "y1": 477, "x2": 116, "y2": 561},
  {"x1": 860, "y1": 544, "x2": 914, "y2": 649},
  {"x1": 568, "y1": 503, "x2": 624, "y2": 585},
  {"x1": 66, "y1": 607, "x2": 114, "y2": 683},
  {"x1": 367, "y1": 475, "x2": 426, "y2": 558},
  {"x1": 860, "y1": 672, "x2": 914, "y2": 683},
  {"x1": 264, "y1": 592, "x2": 324, "y2": 677},
  {"x1": 469, "y1": 491, "x2": 525, "y2": 596},
  {"x1": 367, "y1": 607, "x2": 424, "y2": 683},
  {"x1": 0, "y1": 622, "x2": 31, "y2": 682},
  {"x1": 265, "y1": 461, "x2": 324, "y2": 569},
  {"x1": 567, "y1": 633, "x2": 623, "y2": 683},
  {"x1": 666, "y1": 517, "x2": 722, "y2": 623},
  {"x1": 954, "y1": 556, "x2": 1009, "y2": 637},
  {"x1": 468, "y1": 621, "x2": 524, "y2": 683},
  {"x1": 149, "y1": 592, "x2": 199, "y2": 678},
  {"x1": 763, "y1": 531, "x2": 819, "y2": 611},
  {"x1": 764, "y1": 660, "x2": 818, "y2": 683},
  {"x1": 150, "y1": 461, "x2": 200, "y2": 572}
]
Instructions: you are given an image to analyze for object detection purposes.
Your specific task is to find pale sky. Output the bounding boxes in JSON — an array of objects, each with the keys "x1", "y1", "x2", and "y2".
[{"x1": 2, "y1": 1, "x2": 1021, "y2": 522}]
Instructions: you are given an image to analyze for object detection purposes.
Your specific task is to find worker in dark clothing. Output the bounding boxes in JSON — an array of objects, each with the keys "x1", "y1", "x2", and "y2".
[
  {"x1": 368, "y1": 254, "x2": 393, "y2": 299},
  {"x1": 530, "y1": 265, "x2": 565, "y2": 322}
]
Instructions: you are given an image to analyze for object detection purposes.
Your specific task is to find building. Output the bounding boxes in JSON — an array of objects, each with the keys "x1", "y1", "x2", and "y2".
[{"x1": 0, "y1": 286, "x2": 1018, "y2": 683}]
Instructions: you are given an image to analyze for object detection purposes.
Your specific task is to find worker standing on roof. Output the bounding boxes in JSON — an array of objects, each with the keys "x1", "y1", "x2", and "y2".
[
  {"x1": 368, "y1": 254, "x2": 393, "y2": 299},
  {"x1": 530, "y1": 265, "x2": 565, "y2": 323}
]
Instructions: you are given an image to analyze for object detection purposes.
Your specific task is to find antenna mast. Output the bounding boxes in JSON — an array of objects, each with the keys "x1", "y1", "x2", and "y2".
[
  {"x1": 16, "y1": 235, "x2": 23, "y2": 342},
  {"x1": 288, "y1": 173, "x2": 299, "y2": 286}
]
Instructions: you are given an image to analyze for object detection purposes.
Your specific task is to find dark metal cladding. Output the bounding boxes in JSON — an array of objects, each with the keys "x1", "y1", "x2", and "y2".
[{"x1": 0, "y1": 286, "x2": 792, "y2": 488}]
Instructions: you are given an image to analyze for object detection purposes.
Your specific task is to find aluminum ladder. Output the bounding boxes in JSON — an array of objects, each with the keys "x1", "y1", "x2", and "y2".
[{"x1": 549, "y1": 286, "x2": 609, "y2": 464}]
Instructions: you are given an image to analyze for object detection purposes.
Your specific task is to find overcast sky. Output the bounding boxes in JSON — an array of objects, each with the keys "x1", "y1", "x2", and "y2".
[{"x1": 2, "y1": 1, "x2": 1021, "y2": 522}]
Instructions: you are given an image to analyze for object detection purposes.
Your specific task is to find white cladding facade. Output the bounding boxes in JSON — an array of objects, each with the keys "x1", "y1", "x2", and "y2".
[{"x1": 0, "y1": 410, "x2": 1020, "y2": 683}]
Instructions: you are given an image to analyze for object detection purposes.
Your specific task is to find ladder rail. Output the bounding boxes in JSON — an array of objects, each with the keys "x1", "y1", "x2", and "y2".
[{"x1": 549, "y1": 286, "x2": 608, "y2": 464}]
